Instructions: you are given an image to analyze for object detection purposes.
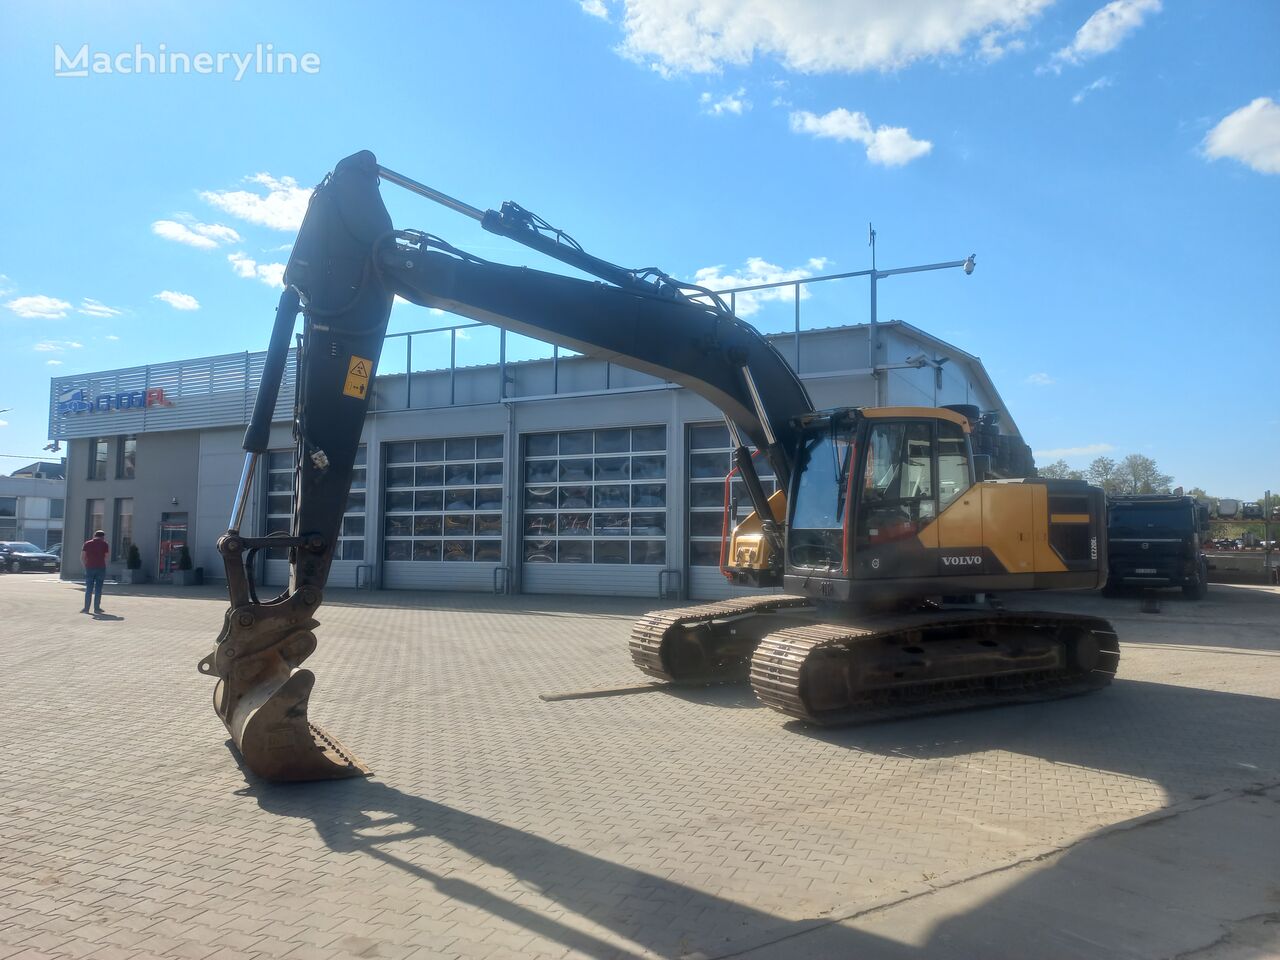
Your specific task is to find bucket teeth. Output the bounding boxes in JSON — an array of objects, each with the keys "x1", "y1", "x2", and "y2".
[{"x1": 214, "y1": 668, "x2": 369, "y2": 782}]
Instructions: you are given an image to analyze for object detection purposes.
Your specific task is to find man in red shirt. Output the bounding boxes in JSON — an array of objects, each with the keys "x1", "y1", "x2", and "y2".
[{"x1": 81, "y1": 530, "x2": 110, "y2": 614}]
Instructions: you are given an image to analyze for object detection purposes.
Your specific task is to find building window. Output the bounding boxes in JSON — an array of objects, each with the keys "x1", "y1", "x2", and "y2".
[
  {"x1": 522, "y1": 426, "x2": 667, "y2": 566},
  {"x1": 112, "y1": 499, "x2": 134, "y2": 560},
  {"x1": 0, "y1": 496, "x2": 15, "y2": 539},
  {"x1": 89, "y1": 439, "x2": 108, "y2": 481},
  {"x1": 383, "y1": 436, "x2": 503, "y2": 563},
  {"x1": 86, "y1": 498, "x2": 105, "y2": 540},
  {"x1": 50, "y1": 498, "x2": 65, "y2": 520},
  {"x1": 45, "y1": 529, "x2": 62, "y2": 550},
  {"x1": 687, "y1": 423, "x2": 776, "y2": 567},
  {"x1": 117, "y1": 436, "x2": 137, "y2": 479},
  {"x1": 264, "y1": 446, "x2": 367, "y2": 561}
]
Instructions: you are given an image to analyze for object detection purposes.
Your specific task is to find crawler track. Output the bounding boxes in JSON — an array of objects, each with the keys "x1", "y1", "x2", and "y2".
[
  {"x1": 629, "y1": 595, "x2": 812, "y2": 683},
  {"x1": 750, "y1": 610, "x2": 1120, "y2": 725}
]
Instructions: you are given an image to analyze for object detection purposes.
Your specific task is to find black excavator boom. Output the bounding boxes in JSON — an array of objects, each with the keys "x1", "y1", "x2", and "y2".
[{"x1": 199, "y1": 151, "x2": 813, "y2": 781}]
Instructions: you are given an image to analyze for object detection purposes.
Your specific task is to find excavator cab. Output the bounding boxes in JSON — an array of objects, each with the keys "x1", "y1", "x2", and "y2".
[{"x1": 725, "y1": 406, "x2": 1107, "y2": 602}]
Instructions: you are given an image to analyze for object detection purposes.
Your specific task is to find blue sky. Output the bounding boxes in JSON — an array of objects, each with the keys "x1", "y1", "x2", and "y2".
[{"x1": 1, "y1": 1, "x2": 1276, "y2": 496}]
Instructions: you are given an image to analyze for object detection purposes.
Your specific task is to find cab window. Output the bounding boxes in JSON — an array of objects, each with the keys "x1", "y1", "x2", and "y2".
[
  {"x1": 788, "y1": 427, "x2": 854, "y2": 569},
  {"x1": 937, "y1": 420, "x2": 971, "y2": 508},
  {"x1": 856, "y1": 421, "x2": 935, "y2": 547}
]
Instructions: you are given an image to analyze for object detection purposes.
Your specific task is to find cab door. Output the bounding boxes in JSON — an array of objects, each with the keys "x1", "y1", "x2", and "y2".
[{"x1": 851, "y1": 419, "x2": 938, "y2": 579}]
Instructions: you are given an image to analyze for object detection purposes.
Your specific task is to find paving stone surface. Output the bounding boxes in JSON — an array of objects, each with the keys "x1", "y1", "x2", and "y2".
[{"x1": 1, "y1": 576, "x2": 1277, "y2": 959}]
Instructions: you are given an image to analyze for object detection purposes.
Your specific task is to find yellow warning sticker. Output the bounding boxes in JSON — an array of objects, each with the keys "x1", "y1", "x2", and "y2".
[{"x1": 342, "y1": 355, "x2": 372, "y2": 399}]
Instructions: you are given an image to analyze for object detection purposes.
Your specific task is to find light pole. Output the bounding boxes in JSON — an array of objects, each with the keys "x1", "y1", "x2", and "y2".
[
  {"x1": 868, "y1": 224, "x2": 975, "y2": 404},
  {"x1": 709, "y1": 231, "x2": 976, "y2": 389}
]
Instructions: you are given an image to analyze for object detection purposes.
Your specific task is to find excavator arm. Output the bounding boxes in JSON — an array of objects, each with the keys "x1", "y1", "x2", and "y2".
[{"x1": 199, "y1": 150, "x2": 812, "y2": 781}]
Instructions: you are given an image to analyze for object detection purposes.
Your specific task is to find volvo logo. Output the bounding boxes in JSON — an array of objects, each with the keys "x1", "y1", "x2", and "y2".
[{"x1": 941, "y1": 556, "x2": 982, "y2": 567}]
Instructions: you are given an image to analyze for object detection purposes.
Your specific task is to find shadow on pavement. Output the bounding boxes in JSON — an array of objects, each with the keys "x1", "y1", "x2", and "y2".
[
  {"x1": 244, "y1": 748, "x2": 1279, "y2": 960},
  {"x1": 794, "y1": 679, "x2": 1280, "y2": 803},
  {"x1": 245, "y1": 770, "x2": 862, "y2": 960},
  {"x1": 230, "y1": 590, "x2": 1280, "y2": 957}
]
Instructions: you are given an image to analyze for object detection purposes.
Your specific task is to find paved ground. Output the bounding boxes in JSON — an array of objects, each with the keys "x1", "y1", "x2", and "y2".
[{"x1": 1, "y1": 575, "x2": 1278, "y2": 959}]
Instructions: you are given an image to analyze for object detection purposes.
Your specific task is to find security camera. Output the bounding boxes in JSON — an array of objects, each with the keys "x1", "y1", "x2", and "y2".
[{"x1": 963, "y1": 255, "x2": 976, "y2": 276}]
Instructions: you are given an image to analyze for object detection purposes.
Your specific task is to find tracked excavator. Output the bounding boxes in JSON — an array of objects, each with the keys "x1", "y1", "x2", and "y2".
[{"x1": 200, "y1": 151, "x2": 1119, "y2": 782}]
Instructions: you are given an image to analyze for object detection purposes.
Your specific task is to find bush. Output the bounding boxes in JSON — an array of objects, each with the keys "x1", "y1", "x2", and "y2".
[
  {"x1": 177, "y1": 544, "x2": 193, "y2": 571},
  {"x1": 126, "y1": 542, "x2": 142, "y2": 570}
]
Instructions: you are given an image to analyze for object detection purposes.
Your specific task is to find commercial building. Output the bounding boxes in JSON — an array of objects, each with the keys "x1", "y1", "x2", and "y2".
[
  {"x1": 48, "y1": 318, "x2": 1024, "y2": 599},
  {"x1": 0, "y1": 461, "x2": 66, "y2": 550}
]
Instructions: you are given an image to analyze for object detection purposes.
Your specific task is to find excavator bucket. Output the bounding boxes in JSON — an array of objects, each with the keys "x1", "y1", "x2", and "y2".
[{"x1": 198, "y1": 605, "x2": 369, "y2": 782}]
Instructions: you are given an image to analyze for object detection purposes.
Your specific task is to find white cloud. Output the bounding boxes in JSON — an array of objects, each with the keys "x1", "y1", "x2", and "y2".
[
  {"x1": 1032, "y1": 442, "x2": 1115, "y2": 459},
  {"x1": 1050, "y1": 0, "x2": 1160, "y2": 69},
  {"x1": 611, "y1": 0, "x2": 1053, "y2": 75},
  {"x1": 1025, "y1": 372, "x2": 1055, "y2": 386},
  {"x1": 700, "y1": 88, "x2": 750, "y2": 115},
  {"x1": 256, "y1": 262, "x2": 286, "y2": 288},
  {"x1": 105, "y1": 334, "x2": 120, "y2": 341},
  {"x1": 201, "y1": 173, "x2": 311, "y2": 231},
  {"x1": 154, "y1": 290, "x2": 200, "y2": 311},
  {"x1": 0, "y1": 275, "x2": 13, "y2": 297},
  {"x1": 6, "y1": 295, "x2": 71, "y2": 319},
  {"x1": 0, "y1": 419, "x2": 7, "y2": 426},
  {"x1": 152, "y1": 218, "x2": 242, "y2": 249},
  {"x1": 44, "y1": 361, "x2": 62, "y2": 367},
  {"x1": 790, "y1": 108, "x2": 932, "y2": 166},
  {"x1": 1072, "y1": 75, "x2": 1113, "y2": 104},
  {"x1": 34, "y1": 340, "x2": 83, "y2": 352},
  {"x1": 978, "y1": 30, "x2": 1025, "y2": 62},
  {"x1": 691, "y1": 256, "x2": 830, "y2": 317},
  {"x1": 1203, "y1": 97, "x2": 1280, "y2": 175},
  {"x1": 228, "y1": 251, "x2": 257, "y2": 279},
  {"x1": 580, "y1": 0, "x2": 609, "y2": 19},
  {"x1": 78, "y1": 298, "x2": 123, "y2": 318},
  {"x1": 228, "y1": 252, "x2": 287, "y2": 288}
]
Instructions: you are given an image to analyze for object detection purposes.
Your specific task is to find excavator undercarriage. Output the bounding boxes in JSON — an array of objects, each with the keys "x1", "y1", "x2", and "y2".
[{"x1": 630, "y1": 596, "x2": 1119, "y2": 725}]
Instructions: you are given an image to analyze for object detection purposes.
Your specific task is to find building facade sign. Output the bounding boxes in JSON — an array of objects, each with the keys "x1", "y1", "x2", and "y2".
[{"x1": 58, "y1": 386, "x2": 174, "y2": 415}]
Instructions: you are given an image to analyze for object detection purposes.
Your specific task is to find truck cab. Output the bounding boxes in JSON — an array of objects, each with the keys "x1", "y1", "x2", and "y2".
[{"x1": 1105, "y1": 495, "x2": 1209, "y2": 599}]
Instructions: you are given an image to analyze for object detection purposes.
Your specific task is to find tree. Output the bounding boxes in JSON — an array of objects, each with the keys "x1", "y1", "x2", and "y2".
[
  {"x1": 1116, "y1": 454, "x2": 1173, "y2": 495},
  {"x1": 1086, "y1": 456, "x2": 1122, "y2": 495},
  {"x1": 1038, "y1": 459, "x2": 1084, "y2": 480}
]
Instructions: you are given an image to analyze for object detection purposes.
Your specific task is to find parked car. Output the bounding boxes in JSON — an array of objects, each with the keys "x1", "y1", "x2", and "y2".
[{"x1": 0, "y1": 541, "x2": 62, "y2": 573}]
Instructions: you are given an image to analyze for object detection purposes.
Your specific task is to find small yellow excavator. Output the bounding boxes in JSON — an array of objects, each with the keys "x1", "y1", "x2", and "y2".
[{"x1": 200, "y1": 152, "x2": 1118, "y2": 781}]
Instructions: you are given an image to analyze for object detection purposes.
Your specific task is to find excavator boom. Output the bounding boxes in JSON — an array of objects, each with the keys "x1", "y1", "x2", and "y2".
[{"x1": 199, "y1": 151, "x2": 812, "y2": 781}]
